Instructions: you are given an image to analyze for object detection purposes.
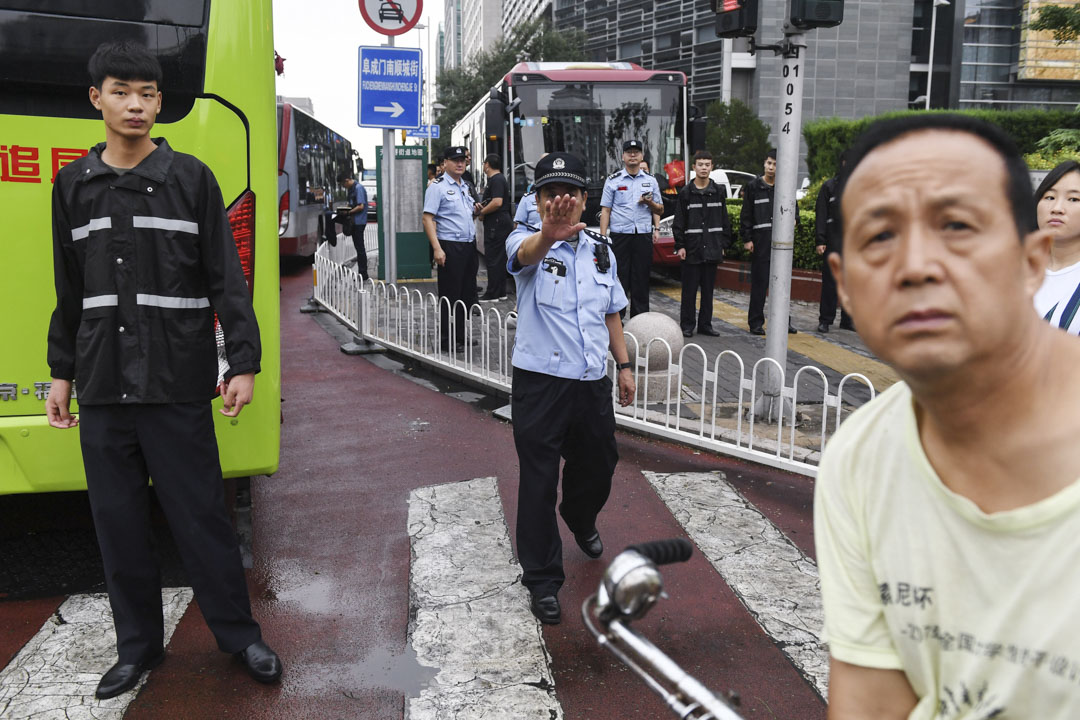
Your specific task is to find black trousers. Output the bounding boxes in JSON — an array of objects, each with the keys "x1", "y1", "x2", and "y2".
[
  {"x1": 79, "y1": 402, "x2": 261, "y2": 664},
  {"x1": 748, "y1": 240, "x2": 771, "y2": 330},
  {"x1": 437, "y1": 240, "x2": 479, "y2": 350},
  {"x1": 818, "y1": 252, "x2": 851, "y2": 326},
  {"x1": 482, "y1": 215, "x2": 512, "y2": 298},
  {"x1": 680, "y1": 262, "x2": 717, "y2": 332},
  {"x1": 611, "y1": 232, "x2": 652, "y2": 317},
  {"x1": 512, "y1": 368, "x2": 618, "y2": 597},
  {"x1": 351, "y1": 222, "x2": 369, "y2": 280}
]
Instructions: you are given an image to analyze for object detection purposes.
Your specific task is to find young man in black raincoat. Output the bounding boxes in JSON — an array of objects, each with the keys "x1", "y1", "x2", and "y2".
[{"x1": 672, "y1": 151, "x2": 731, "y2": 337}]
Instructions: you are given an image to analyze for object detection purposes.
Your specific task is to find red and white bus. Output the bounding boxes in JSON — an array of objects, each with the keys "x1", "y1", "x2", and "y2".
[{"x1": 277, "y1": 102, "x2": 356, "y2": 257}]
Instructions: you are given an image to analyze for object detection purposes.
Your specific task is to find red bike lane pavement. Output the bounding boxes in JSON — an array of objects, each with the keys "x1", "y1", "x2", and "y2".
[{"x1": 113, "y1": 267, "x2": 826, "y2": 719}]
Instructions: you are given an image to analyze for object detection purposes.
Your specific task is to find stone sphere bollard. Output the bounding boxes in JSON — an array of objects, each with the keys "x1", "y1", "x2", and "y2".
[
  {"x1": 623, "y1": 312, "x2": 683, "y2": 402},
  {"x1": 623, "y1": 312, "x2": 684, "y2": 370}
]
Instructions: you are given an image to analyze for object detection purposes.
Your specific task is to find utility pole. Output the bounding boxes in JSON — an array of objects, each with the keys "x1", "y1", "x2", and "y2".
[
  {"x1": 753, "y1": 31, "x2": 806, "y2": 422},
  {"x1": 383, "y1": 35, "x2": 398, "y2": 285}
]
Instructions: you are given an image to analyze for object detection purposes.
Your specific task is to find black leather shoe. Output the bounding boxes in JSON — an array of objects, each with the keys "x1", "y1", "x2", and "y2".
[
  {"x1": 529, "y1": 594, "x2": 561, "y2": 625},
  {"x1": 235, "y1": 640, "x2": 283, "y2": 684},
  {"x1": 575, "y1": 530, "x2": 603, "y2": 558},
  {"x1": 698, "y1": 326, "x2": 720, "y2": 337},
  {"x1": 817, "y1": 322, "x2": 830, "y2": 333},
  {"x1": 788, "y1": 325, "x2": 798, "y2": 334},
  {"x1": 95, "y1": 650, "x2": 165, "y2": 699},
  {"x1": 682, "y1": 329, "x2": 693, "y2": 337},
  {"x1": 749, "y1": 326, "x2": 765, "y2": 336}
]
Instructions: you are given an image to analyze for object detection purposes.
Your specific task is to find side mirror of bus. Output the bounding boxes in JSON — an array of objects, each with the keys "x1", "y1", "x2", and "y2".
[{"x1": 485, "y1": 98, "x2": 506, "y2": 153}]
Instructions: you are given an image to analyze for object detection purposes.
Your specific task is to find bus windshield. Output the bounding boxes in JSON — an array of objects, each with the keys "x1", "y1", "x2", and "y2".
[{"x1": 512, "y1": 82, "x2": 682, "y2": 190}]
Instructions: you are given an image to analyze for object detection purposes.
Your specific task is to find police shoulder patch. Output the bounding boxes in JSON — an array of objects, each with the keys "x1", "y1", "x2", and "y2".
[
  {"x1": 608, "y1": 170, "x2": 622, "y2": 180},
  {"x1": 432, "y1": 175, "x2": 445, "y2": 183}
]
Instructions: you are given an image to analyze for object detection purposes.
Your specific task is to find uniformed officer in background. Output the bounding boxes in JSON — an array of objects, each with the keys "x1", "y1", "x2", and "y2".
[
  {"x1": 423, "y1": 145, "x2": 481, "y2": 352},
  {"x1": 741, "y1": 149, "x2": 797, "y2": 335},
  {"x1": 815, "y1": 151, "x2": 854, "y2": 333},
  {"x1": 505, "y1": 152, "x2": 636, "y2": 625},
  {"x1": 600, "y1": 140, "x2": 664, "y2": 317}
]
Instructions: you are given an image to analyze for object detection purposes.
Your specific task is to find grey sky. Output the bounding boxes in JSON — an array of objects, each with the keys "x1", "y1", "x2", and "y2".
[{"x1": 272, "y1": 0, "x2": 444, "y2": 171}]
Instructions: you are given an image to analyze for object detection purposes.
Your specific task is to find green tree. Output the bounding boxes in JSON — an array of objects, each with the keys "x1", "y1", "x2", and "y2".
[
  {"x1": 1029, "y1": 4, "x2": 1080, "y2": 43},
  {"x1": 431, "y1": 18, "x2": 587, "y2": 157},
  {"x1": 703, "y1": 99, "x2": 771, "y2": 174}
]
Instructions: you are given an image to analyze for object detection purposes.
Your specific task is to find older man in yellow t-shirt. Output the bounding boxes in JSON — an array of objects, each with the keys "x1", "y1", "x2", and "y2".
[{"x1": 815, "y1": 114, "x2": 1080, "y2": 719}]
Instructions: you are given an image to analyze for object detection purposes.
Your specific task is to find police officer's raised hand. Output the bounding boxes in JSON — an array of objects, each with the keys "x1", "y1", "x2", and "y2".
[
  {"x1": 220, "y1": 373, "x2": 255, "y2": 417},
  {"x1": 45, "y1": 379, "x2": 79, "y2": 429},
  {"x1": 540, "y1": 194, "x2": 587, "y2": 244}
]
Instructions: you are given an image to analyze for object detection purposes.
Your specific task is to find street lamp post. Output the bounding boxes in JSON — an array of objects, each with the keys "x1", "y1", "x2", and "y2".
[{"x1": 926, "y1": 0, "x2": 951, "y2": 110}]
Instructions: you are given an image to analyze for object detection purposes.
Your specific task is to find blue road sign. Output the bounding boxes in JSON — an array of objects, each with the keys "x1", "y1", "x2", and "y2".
[
  {"x1": 358, "y1": 46, "x2": 422, "y2": 130},
  {"x1": 405, "y1": 124, "x2": 440, "y2": 139}
]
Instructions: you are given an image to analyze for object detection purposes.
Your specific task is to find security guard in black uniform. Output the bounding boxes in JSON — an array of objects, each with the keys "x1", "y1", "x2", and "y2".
[
  {"x1": 815, "y1": 152, "x2": 854, "y2": 333},
  {"x1": 505, "y1": 152, "x2": 636, "y2": 625},
  {"x1": 45, "y1": 42, "x2": 281, "y2": 699},
  {"x1": 741, "y1": 148, "x2": 796, "y2": 335}
]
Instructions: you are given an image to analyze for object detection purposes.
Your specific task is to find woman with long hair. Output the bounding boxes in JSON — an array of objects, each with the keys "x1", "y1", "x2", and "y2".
[{"x1": 1034, "y1": 159, "x2": 1080, "y2": 334}]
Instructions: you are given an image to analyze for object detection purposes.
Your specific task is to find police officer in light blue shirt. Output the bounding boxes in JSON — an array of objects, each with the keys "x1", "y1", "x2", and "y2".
[
  {"x1": 514, "y1": 190, "x2": 540, "y2": 230},
  {"x1": 423, "y1": 145, "x2": 481, "y2": 351},
  {"x1": 504, "y1": 151, "x2": 636, "y2": 626},
  {"x1": 599, "y1": 140, "x2": 664, "y2": 317}
]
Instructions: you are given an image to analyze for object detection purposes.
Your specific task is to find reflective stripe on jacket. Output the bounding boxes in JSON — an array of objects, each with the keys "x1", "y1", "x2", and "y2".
[
  {"x1": 48, "y1": 138, "x2": 260, "y2": 405},
  {"x1": 740, "y1": 176, "x2": 775, "y2": 245}
]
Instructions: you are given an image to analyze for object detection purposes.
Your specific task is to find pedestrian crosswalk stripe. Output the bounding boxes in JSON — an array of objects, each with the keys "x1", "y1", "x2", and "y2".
[
  {"x1": 0, "y1": 588, "x2": 193, "y2": 719},
  {"x1": 406, "y1": 477, "x2": 563, "y2": 719},
  {"x1": 645, "y1": 471, "x2": 829, "y2": 698}
]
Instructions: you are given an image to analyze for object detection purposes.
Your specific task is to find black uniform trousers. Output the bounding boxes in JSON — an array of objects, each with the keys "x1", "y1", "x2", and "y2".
[
  {"x1": 748, "y1": 239, "x2": 771, "y2": 330},
  {"x1": 482, "y1": 215, "x2": 512, "y2": 298},
  {"x1": 512, "y1": 368, "x2": 619, "y2": 598},
  {"x1": 680, "y1": 262, "x2": 717, "y2": 333},
  {"x1": 437, "y1": 240, "x2": 479, "y2": 350},
  {"x1": 612, "y1": 232, "x2": 652, "y2": 317},
  {"x1": 818, "y1": 252, "x2": 851, "y2": 327},
  {"x1": 351, "y1": 222, "x2": 369, "y2": 280},
  {"x1": 79, "y1": 402, "x2": 261, "y2": 664}
]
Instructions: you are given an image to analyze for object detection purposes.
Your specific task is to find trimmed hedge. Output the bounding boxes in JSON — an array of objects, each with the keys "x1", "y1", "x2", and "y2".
[
  {"x1": 723, "y1": 199, "x2": 822, "y2": 271},
  {"x1": 803, "y1": 109, "x2": 1080, "y2": 182}
]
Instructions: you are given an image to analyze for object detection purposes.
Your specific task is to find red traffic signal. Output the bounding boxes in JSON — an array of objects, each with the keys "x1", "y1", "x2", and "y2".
[{"x1": 712, "y1": 0, "x2": 758, "y2": 39}]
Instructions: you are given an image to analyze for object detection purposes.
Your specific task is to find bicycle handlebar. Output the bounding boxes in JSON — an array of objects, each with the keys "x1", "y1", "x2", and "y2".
[{"x1": 627, "y1": 538, "x2": 693, "y2": 566}]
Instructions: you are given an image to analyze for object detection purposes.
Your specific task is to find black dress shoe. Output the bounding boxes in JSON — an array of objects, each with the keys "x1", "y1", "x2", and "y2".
[
  {"x1": 574, "y1": 530, "x2": 603, "y2": 559},
  {"x1": 682, "y1": 329, "x2": 693, "y2": 338},
  {"x1": 698, "y1": 326, "x2": 720, "y2": 337},
  {"x1": 817, "y1": 322, "x2": 830, "y2": 333},
  {"x1": 529, "y1": 594, "x2": 561, "y2": 624},
  {"x1": 95, "y1": 650, "x2": 165, "y2": 699},
  {"x1": 235, "y1": 640, "x2": 283, "y2": 684},
  {"x1": 788, "y1": 326, "x2": 798, "y2": 334},
  {"x1": 749, "y1": 326, "x2": 765, "y2": 336}
]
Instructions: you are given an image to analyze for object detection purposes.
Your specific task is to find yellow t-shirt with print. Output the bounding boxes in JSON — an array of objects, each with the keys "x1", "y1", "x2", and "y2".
[{"x1": 815, "y1": 382, "x2": 1080, "y2": 720}]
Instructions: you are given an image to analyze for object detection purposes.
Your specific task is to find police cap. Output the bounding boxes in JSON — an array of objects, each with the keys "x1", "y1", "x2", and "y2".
[
  {"x1": 622, "y1": 140, "x2": 643, "y2": 152},
  {"x1": 533, "y1": 152, "x2": 587, "y2": 190},
  {"x1": 443, "y1": 145, "x2": 467, "y2": 160}
]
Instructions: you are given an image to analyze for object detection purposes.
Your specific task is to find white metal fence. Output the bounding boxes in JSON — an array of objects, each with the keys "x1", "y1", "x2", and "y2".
[{"x1": 312, "y1": 242, "x2": 876, "y2": 476}]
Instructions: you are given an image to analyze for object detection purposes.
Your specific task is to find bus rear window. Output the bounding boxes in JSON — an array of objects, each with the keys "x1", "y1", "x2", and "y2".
[{"x1": 0, "y1": 1, "x2": 209, "y2": 121}]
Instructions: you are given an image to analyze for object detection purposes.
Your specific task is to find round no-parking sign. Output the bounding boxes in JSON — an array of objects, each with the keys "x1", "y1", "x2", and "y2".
[{"x1": 359, "y1": 0, "x2": 423, "y2": 36}]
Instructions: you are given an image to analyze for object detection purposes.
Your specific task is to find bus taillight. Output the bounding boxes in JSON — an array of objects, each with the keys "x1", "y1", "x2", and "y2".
[
  {"x1": 228, "y1": 190, "x2": 256, "y2": 294},
  {"x1": 278, "y1": 191, "x2": 289, "y2": 237}
]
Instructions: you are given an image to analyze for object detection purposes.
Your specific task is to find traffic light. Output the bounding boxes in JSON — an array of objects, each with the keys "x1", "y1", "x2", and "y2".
[
  {"x1": 788, "y1": 0, "x2": 844, "y2": 30},
  {"x1": 712, "y1": 0, "x2": 758, "y2": 39}
]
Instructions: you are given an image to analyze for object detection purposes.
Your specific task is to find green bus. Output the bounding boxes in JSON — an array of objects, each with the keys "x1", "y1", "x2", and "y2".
[{"x1": 0, "y1": 0, "x2": 281, "y2": 494}]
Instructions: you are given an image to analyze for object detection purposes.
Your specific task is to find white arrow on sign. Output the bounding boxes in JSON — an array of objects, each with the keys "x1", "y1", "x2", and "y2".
[{"x1": 374, "y1": 101, "x2": 404, "y2": 118}]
